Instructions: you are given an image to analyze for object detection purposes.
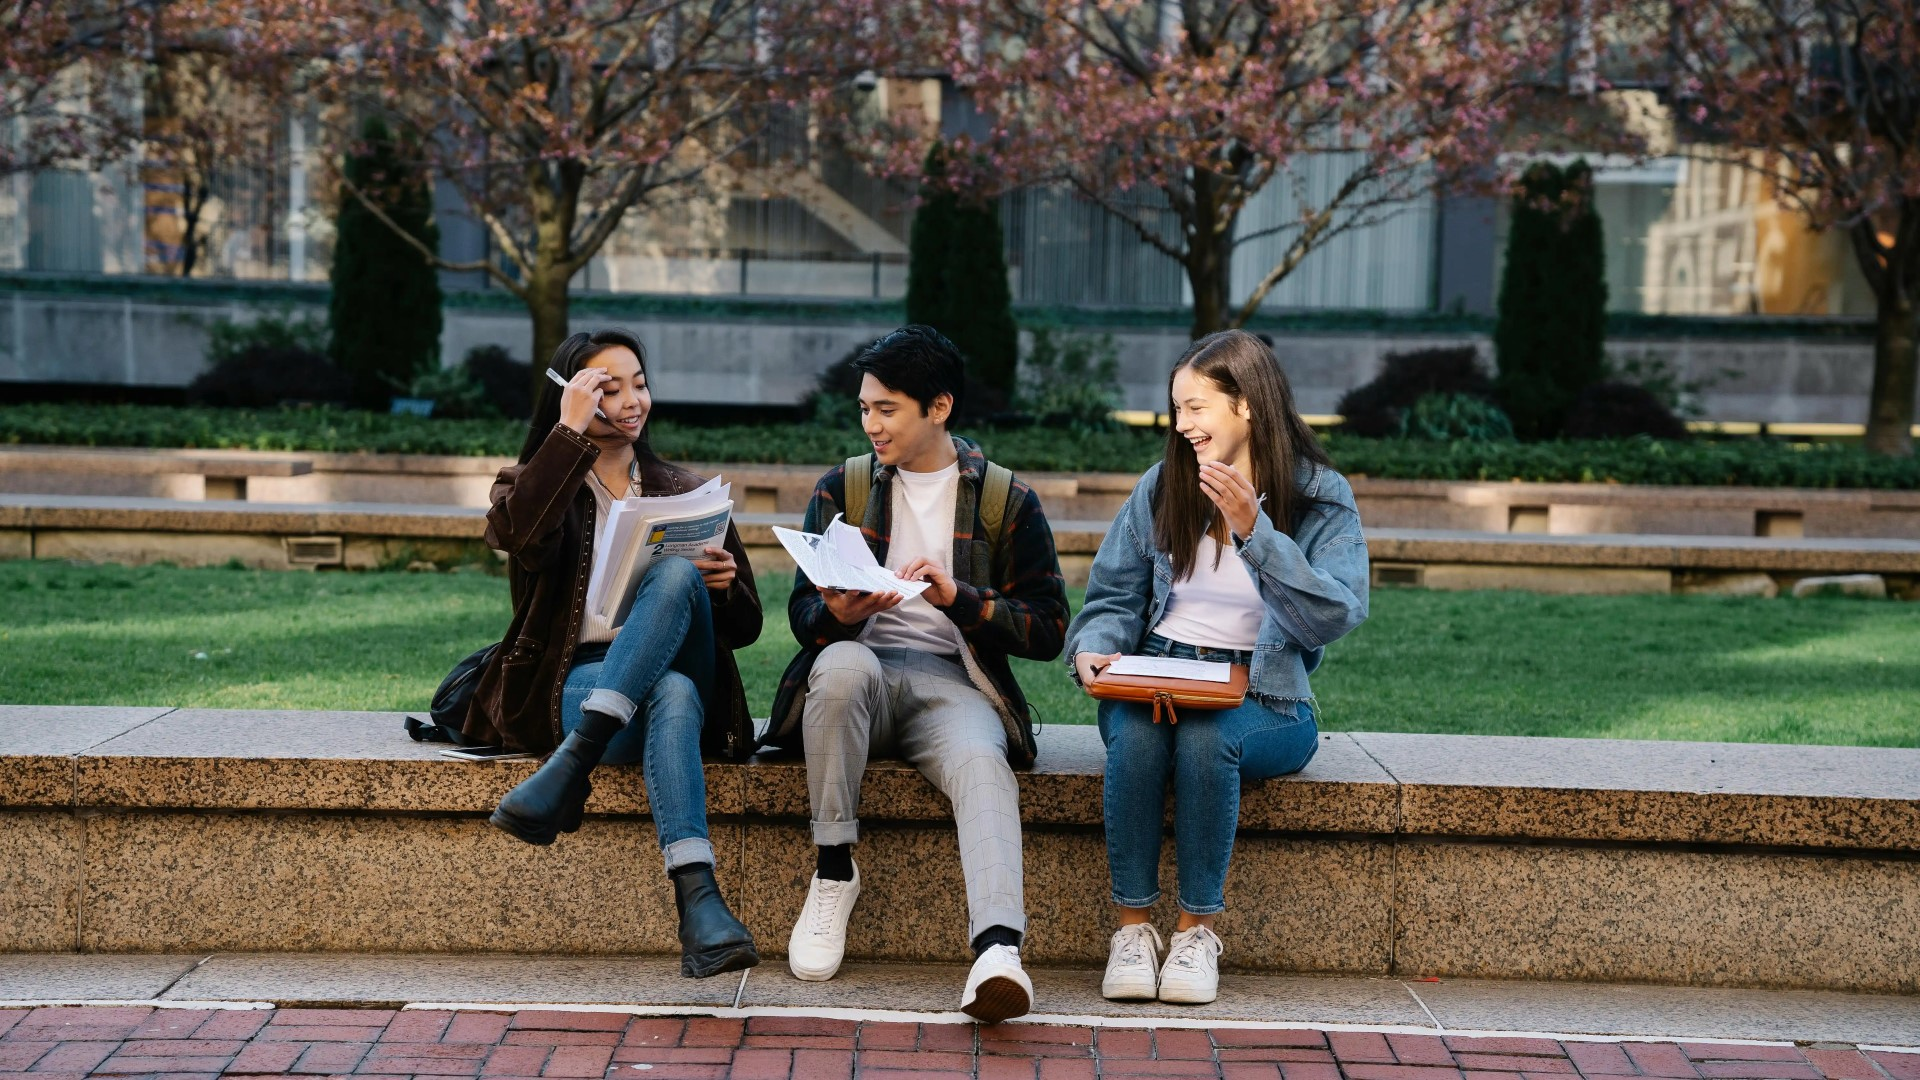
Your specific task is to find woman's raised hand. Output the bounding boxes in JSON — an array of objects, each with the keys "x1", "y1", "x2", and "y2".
[
  {"x1": 1199, "y1": 461, "x2": 1260, "y2": 541},
  {"x1": 559, "y1": 368, "x2": 611, "y2": 433}
]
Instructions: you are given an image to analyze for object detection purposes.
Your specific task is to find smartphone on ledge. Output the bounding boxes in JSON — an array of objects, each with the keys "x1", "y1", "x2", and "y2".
[{"x1": 437, "y1": 746, "x2": 538, "y2": 762}]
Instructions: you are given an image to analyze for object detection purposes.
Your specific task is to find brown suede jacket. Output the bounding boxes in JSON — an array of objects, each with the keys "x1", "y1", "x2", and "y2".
[{"x1": 461, "y1": 422, "x2": 763, "y2": 759}]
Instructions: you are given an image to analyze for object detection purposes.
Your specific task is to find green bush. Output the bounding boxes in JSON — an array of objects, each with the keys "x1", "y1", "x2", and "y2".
[
  {"x1": 1338, "y1": 346, "x2": 1497, "y2": 437},
  {"x1": 1606, "y1": 353, "x2": 1738, "y2": 421},
  {"x1": 1396, "y1": 393, "x2": 1515, "y2": 442},
  {"x1": 329, "y1": 116, "x2": 444, "y2": 409},
  {"x1": 6, "y1": 404, "x2": 1920, "y2": 489},
  {"x1": 1495, "y1": 159, "x2": 1608, "y2": 439},
  {"x1": 1017, "y1": 327, "x2": 1122, "y2": 432},
  {"x1": 407, "y1": 363, "x2": 497, "y2": 420},
  {"x1": 0, "y1": 403, "x2": 522, "y2": 456},
  {"x1": 204, "y1": 308, "x2": 329, "y2": 367},
  {"x1": 401, "y1": 346, "x2": 533, "y2": 421},
  {"x1": 1322, "y1": 433, "x2": 1920, "y2": 488}
]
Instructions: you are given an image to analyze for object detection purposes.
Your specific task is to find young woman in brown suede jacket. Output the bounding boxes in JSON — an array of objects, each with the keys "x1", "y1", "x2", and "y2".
[{"x1": 464, "y1": 328, "x2": 762, "y2": 979}]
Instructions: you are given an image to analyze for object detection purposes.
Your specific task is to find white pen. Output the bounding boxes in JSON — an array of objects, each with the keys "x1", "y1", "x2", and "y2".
[{"x1": 545, "y1": 366, "x2": 607, "y2": 419}]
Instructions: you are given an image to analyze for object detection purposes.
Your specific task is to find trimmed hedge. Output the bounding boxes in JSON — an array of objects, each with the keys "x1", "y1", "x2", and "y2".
[
  {"x1": 0, "y1": 404, "x2": 525, "y2": 457},
  {"x1": 4, "y1": 404, "x2": 1918, "y2": 489}
]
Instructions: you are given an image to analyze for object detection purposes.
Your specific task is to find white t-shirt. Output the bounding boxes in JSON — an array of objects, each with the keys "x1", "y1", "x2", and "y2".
[
  {"x1": 860, "y1": 461, "x2": 963, "y2": 654},
  {"x1": 1150, "y1": 535, "x2": 1265, "y2": 651}
]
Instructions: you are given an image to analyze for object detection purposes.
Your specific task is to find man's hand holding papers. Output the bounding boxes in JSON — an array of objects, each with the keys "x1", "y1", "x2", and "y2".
[{"x1": 773, "y1": 515, "x2": 938, "y2": 627}]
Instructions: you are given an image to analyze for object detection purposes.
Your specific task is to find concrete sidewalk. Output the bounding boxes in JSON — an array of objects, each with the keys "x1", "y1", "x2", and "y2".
[{"x1": 2, "y1": 954, "x2": 1917, "y2": 1050}]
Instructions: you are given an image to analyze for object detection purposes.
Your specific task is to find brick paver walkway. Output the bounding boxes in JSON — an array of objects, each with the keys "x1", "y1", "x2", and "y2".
[{"x1": 0, "y1": 1007, "x2": 1912, "y2": 1080}]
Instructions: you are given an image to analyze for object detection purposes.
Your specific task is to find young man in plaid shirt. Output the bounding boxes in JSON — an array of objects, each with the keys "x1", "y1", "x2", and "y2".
[{"x1": 763, "y1": 326, "x2": 1068, "y2": 1022}]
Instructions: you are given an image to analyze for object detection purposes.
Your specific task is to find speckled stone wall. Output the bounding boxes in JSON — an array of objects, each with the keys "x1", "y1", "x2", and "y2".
[{"x1": 3, "y1": 707, "x2": 1918, "y2": 992}]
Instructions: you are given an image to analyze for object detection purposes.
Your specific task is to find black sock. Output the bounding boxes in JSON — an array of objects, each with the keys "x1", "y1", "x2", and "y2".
[
  {"x1": 816, "y1": 844, "x2": 854, "y2": 881},
  {"x1": 971, "y1": 925, "x2": 1022, "y2": 957},
  {"x1": 573, "y1": 707, "x2": 625, "y2": 747},
  {"x1": 668, "y1": 861, "x2": 712, "y2": 881}
]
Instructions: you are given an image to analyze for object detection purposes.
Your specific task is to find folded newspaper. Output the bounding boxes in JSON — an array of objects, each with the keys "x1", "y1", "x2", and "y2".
[
  {"x1": 587, "y1": 475, "x2": 733, "y2": 627},
  {"x1": 772, "y1": 514, "x2": 932, "y2": 598}
]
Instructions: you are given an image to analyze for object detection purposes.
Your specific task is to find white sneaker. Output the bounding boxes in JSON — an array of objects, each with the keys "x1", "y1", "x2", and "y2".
[
  {"x1": 1157, "y1": 925, "x2": 1222, "y2": 1004},
  {"x1": 786, "y1": 863, "x2": 860, "y2": 982},
  {"x1": 960, "y1": 944, "x2": 1033, "y2": 1023},
  {"x1": 1101, "y1": 923, "x2": 1163, "y2": 1001}
]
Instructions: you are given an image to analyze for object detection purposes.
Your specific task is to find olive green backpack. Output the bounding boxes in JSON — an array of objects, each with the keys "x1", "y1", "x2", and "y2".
[{"x1": 841, "y1": 454, "x2": 1017, "y2": 566}]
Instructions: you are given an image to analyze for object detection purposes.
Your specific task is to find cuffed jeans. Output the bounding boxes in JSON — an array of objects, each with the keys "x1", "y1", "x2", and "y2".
[
  {"x1": 1099, "y1": 634, "x2": 1320, "y2": 915},
  {"x1": 561, "y1": 556, "x2": 716, "y2": 873},
  {"x1": 802, "y1": 641, "x2": 1026, "y2": 942}
]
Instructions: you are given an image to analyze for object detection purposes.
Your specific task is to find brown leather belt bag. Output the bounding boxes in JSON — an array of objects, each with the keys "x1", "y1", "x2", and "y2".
[{"x1": 1089, "y1": 665, "x2": 1250, "y2": 725}]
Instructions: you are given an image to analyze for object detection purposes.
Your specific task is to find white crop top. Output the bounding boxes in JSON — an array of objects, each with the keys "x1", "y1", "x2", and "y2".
[{"x1": 1149, "y1": 535, "x2": 1264, "y2": 651}]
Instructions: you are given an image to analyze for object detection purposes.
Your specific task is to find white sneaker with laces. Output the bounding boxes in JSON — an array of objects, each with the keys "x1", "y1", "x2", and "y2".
[
  {"x1": 1101, "y1": 923, "x2": 1163, "y2": 1001},
  {"x1": 960, "y1": 943, "x2": 1033, "y2": 1023},
  {"x1": 1157, "y1": 925, "x2": 1222, "y2": 1004},
  {"x1": 786, "y1": 863, "x2": 860, "y2": 982}
]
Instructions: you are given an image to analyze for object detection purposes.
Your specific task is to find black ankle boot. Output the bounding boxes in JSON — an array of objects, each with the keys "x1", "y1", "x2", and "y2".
[
  {"x1": 670, "y1": 864, "x2": 759, "y2": 978},
  {"x1": 489, "y1": 711, "x2": 621, "y2": 845}
]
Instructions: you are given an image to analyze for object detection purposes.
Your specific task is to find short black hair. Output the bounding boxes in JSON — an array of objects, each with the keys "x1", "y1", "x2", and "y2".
[{"x1": 851, "y1": 325, "x2": 964, "y2": 421}]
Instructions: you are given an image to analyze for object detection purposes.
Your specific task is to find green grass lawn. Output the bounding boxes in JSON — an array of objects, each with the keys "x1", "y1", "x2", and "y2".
[{"x1": 2, "y1": 560, "x2": 1915, "y2": 746}]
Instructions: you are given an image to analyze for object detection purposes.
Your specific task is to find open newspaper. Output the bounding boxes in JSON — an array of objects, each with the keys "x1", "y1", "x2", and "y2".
[
  {"x1": 772, "y1": 514, "x2": 932, "y2": 598},
  {"x1": 587, "y1": 475, "x2": 733, "y2": 627}
]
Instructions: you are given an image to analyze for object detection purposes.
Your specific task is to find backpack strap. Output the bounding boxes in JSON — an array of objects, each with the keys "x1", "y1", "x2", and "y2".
[
  {"x1": 845, "y1": 452, "x2": 1015, "y2": 564},
  {"x1": 981, "y1": 461, "x2": 1015, "y2": 567},
  {"x1": 842, "y1": 453, "x2": 874, "y2": 526}
]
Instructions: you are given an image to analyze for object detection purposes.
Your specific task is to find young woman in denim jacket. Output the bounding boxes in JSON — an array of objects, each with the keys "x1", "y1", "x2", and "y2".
[{"x1": 1065, "y1": 329, "x2": 1370, "y2": 1005}]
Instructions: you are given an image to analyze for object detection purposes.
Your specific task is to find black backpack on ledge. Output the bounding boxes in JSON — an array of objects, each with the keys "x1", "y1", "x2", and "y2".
[{"x1": 403, "y1": 643, "x2": 499, "y2": 746}]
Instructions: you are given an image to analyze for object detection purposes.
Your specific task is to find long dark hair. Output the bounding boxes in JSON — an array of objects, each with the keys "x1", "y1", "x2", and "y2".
[
  {"x1": 1153, "y1": 329, "x2": 1333, "y2": 581},
  {"x1": 517, "y1": 328, "x2": 665, "y2": 466}
]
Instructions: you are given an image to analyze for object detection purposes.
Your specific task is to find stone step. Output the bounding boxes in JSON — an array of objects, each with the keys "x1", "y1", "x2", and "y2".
[
  {"x1": 6, "y1": 493, "x2": 1919, "y2": 594},
  {"x1": 4, "y1": 707, "x2": 1918, "y2": 996},
  {"x1": 6, "y1": 445, "x2": 1920, "y2": 538}
]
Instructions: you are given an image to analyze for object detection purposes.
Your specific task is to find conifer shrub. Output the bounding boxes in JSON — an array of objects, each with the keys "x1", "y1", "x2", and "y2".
[
  {"x1": 328, "y1": 116, "x2": 444, "y2": 409},
  {"x1": 1494, "y1": 160, "x2": 1608, "y2": 439}
]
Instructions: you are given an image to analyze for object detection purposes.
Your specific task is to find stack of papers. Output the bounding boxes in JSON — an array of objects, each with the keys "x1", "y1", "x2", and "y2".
[
  {"x1": 772, "y1": 515, "x2": 932, "y2": 597},
  {"x1": 587, "y1": 475, "x2": 733, "y2": 626},
  {"x1": 1104, "y1": 656, "x2": 1234, "y2": 682}
]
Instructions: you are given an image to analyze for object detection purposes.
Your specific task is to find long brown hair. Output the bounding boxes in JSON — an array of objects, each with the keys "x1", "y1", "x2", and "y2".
[{"x1": 1153, "y1": 329, "x2": 1333, "y2": 581}]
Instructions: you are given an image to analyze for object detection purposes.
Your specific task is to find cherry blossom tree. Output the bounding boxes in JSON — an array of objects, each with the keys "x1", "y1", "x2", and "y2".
[
  {"x1": 0, "y1": 1, "x2": 146, "y2": 177},
  {"x1": 1645, "y1": 0, "x2": 1920, "y2": 456},
  {"x1": 837, "y1": 0, "x2": 1559, "y2": 339},
  {"x1": 229, "y1": 0, "x2": 810, "y2": 374},
  {"x1": 141, "y1": 49, "x2": 284, "y2": 277}
]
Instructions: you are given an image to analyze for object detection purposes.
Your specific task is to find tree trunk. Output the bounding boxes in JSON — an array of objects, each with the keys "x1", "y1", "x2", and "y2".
[
  {"x1": 1184, "y1": 173, "x2": 1234, "y2": 340},
  {"x1": 526, "y1": 269, "x2": 571, "y2": 387},
  {"x1": 1864, "y1": 286, "x2": 1916, "y2": 457},
  {"x1": 179, "y1": 186, "x2": 203, "y2": 278}
]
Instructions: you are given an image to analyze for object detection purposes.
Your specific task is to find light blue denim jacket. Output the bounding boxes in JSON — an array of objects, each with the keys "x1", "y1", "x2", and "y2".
[{"x1": 1065, "y1": 460, "x2": 1370, "y2": 706}]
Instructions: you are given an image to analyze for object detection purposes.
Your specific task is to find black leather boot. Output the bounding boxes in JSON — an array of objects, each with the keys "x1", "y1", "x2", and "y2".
[
  {"x1": 671, "y1": 864, "x2": 759, "y2": 978},
  {"x1": 489, "y1": 710, "x2": 622, "y2": 845}
]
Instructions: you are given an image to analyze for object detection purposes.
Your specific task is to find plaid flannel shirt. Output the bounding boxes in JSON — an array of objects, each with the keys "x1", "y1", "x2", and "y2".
[{"x1": 763, "y1": 436, "x2": 1068, "y2": 766}]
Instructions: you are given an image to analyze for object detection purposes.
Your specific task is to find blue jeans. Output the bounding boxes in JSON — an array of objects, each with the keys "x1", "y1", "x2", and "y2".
[
  {"x1": 1099, "y1": 634, "x2": 1320, "y2": 914},
  {"x1": 561, "y1": 557, "x2": 716, "y2": 872}
]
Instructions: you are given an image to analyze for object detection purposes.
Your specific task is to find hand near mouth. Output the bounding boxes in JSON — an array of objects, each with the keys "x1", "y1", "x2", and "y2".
[{"x1": 1199, "y1": 461, "x2": 1260, "y2": 541}]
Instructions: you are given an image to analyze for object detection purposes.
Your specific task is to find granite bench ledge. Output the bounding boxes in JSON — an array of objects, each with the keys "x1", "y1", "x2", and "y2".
[
  {"x1": 7, "y1": 706, "x2": 1920, "y2": 990},
  {"x1": 0, "y1": 446, "x2": 315, "y2": 477},
  {"x1": 0, "y1": 707, "x2": 1396, "y2": 835},
  {"x1": 3, "y1": 706, "x2": 1916, "y2": 852}
]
